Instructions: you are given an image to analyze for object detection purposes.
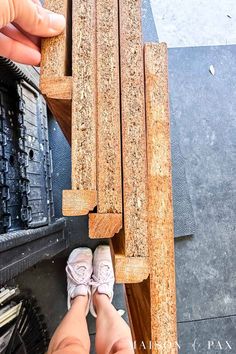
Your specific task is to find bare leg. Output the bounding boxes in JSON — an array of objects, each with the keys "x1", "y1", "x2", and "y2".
[
  {"x1": 47, "y1": 295, "x2": 90, "y2": 354},
  {"x1": 94, "y1": 293, "x2": 134, "y2": 354}
]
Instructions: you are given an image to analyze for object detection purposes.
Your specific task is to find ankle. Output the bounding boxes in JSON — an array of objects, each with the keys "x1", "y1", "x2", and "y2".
[
  {"x1": 93, "y1": 292, "x2": 110, "y2": 312},
  {"x1": 71, "y1": 294, "x2": 89, "y2": 314}
]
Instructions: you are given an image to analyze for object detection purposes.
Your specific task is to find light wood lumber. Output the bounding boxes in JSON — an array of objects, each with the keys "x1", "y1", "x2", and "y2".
[
  {"x1": 96, "y1": 0, "x2": 122, "y2": 213},
  {"x1": 63, "y1": 190, "x2": 97, "y2": 216},
  {"x1": 71, "y1": 0, "x2": 97, "y2": 190},
  {"x1": 41, "y1": 0, "x2": 70, "y2": 78},
  {"x1": 145, "y1": 43, "x2": 177, "y2": 353},
  {"x1": 109, "y1": 237, "x2": 149, "y2": 283},
  {"x1": 40, "y1": 0, "x2": 71, "y2": 142},
  {"x1": 40, "y1": 77, "x2": 72, "y2": 100},
  {"x1": 119, "y1": 0, "x2": 148, "y2": 257},
  {"x1": 89, "y1": 213, "x2": 122, "y2": 238},
  {"x1": 125, "y1": 280, "x2": 151, "y2": 353}
]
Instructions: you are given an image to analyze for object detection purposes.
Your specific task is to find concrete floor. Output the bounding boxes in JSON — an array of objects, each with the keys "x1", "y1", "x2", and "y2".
[
  {"x1": 151, "y1": 0, "x2": 236, "y2": 47},
  {"x1": 13, "y1": 1, "x2": 236, "y2": 353}
]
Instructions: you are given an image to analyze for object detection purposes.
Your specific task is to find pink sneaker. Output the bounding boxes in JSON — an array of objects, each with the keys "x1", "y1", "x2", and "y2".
[
  {"x1": 90, "y1": 245, "x2": 115, "y2": 317},
  {"x1": 66, "y1": 247, "x2": 93, "y2": 315}
]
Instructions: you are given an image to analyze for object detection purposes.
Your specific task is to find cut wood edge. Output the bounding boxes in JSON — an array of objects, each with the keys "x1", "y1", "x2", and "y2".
[
  {"x1": 63, "y1": 190, "x2": 97, "y2": 216},
  {"x1": 40, "y1": 0, "x2": 71, "y2": 78},
  {"x1": 40, "y1": 76, "x2": 72, "y2": 100},
  {"x1": 145, "y1": 42, "x2": 178, "y2": 351},
  {"x1": 109, "y1": 240, "x2": 149, "y2": 283},
  {"x1": 119, "y1": 0, "x2": 148, "y2": 258},
  {"x1": 89, "y1": 213, "x2": 122, "y2": 239},
  {"x1": 71, "y1": 0, "x2": 97, "y2": 191},
  {"x1": 96, "y1": 0, "x2": 122, "y2": 214}
]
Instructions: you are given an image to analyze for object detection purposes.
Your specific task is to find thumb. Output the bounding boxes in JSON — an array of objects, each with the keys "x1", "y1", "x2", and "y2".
[{"x1": 2, "y1": 0, "x2": 66, "y2": 37}]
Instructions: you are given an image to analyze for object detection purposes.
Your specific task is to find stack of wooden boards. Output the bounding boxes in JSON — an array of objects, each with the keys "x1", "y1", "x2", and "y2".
[{"x1": 40, "y1": 0, "x2": 177, "y2": 352}]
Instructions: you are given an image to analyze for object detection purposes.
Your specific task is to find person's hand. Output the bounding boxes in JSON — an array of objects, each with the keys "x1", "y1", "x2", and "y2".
[{"x1": 0, "y1": 0, "x2": 66, "y2": 65}]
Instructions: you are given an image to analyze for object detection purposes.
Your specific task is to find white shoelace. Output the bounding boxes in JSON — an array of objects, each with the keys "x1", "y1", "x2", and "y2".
[
  {"x1": 66, "y1": 264, "x2": 90, "y2": 287},
  {"x1": 90, "y1": 262, "x2": 114, "y2": 290}
]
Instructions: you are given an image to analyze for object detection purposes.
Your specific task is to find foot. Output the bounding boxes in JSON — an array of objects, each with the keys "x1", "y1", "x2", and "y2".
[
  {"x1": 90, "y1": 245, "x2": 115, "y2": 317},
  {"x1": 66, "y1": 247, "x2": 93, "y2": 314}
]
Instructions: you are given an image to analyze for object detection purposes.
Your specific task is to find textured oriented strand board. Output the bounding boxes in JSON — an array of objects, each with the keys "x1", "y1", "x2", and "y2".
[
  {"x1": 109, "y1": 236, "x2": 149, "y2": 283},
  {"x1": 145, "y1": 43, "x2": 178, "y2": 353},
  {"x1": 72, "y1": 0, "x2": 96, "y2": 190},
  {"x1": 119, "y1": 0, "x2": 148, "y2": 257},
  {"x1": 89, "y1": 214, "x2": 122, "y2": 238},
  {"x1": 96, "y1": 0, "x2": 122, "y2": 213},
  {"x1": 41, "y1": 0, "x2": 70, "y2": 78},
  {"x1": 40, "y1": 0, "x2": 71, "y2": 142},
  {"x1": 63, "y1": 190, "x2": 97, "y2": 216}
]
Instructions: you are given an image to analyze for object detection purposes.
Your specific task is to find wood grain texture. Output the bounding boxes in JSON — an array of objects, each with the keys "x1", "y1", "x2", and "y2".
[
  {"x1": 72, "y1": 0, "x2": 96, "y2": 190},
  {"x1": 40, "y1": 77, "x2": 72, "y2": 100},
  {"x1": 125, "y1": 280, "x2": 151, "y2": 353},
  {"x1": 109, "y1": 238, "x2": 149, "y2": 283},
  {"x1": 63, "y1": 190, "x2": 97, "y2": 216},
  {"x1": 46, "y1": 98, "x2": 71, "y2": 143},
  {"x1": 89, "y1": 213, "x2": 122, "y2": 238},
  {"x1": 145, "y1": 43, "x2": 178, "y2": 353},
  {"x1": 119, "y1": 0, "x2": 148, "y2": 257},
  {"x1": 40, "y1": 0, "x2": 71, "y2": 143},
  {"x1": 41, "y1": 0, "x2": 69, "y2": 78},
  {"x1": 96, "y1": 0, "x2": 122, "y2": 213}
]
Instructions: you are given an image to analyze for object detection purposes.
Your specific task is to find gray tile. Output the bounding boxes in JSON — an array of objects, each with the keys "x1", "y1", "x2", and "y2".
[
  {"x1": 178, "y1": 316, "x2": 236, "y2": 354},
  {"x1": 151, "y1": 0, "x2": 236, "y2": 48},
  {"x1": 142, "y1": 0, "x2": 159, "y2": 43},
  {"x1": 168, "y1": 45, "x2": 236, "y2": 321}
]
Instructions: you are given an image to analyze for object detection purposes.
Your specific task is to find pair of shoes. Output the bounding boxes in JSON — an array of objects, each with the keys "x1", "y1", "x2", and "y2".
[{"x1": 66, "y1": 245, "x2": 115, "y2": 317}]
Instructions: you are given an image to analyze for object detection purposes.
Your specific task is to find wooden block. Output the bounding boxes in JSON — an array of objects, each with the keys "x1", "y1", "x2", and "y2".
[
  {"x1": 63, "y1": 190, "x2": 97, "y2": 216},
  {"x1": 109, "y1": 238, "x2": 149, "y2": 283},
  {"x1": 145, "y1": 43, "x2": 177, "y2": 352},
  {"x1": 41, "y1": 0, "x2": 71, "y2": 78},
  {"x1": 40, "y1": 0, "x2": 72, "y2": 143},
  {"x1": 89, "y1": 213, "x2": 122, "y2": 238},
  {"x1": 71, "y1": 0, "x2": 96, "y2": 190},
  {"x1": 40, "y1": 77, "x2": 72, "y2": 100},
  {"x1": 96, "y1": 0, "x2": 122, "y2": 213},
  {"x1": 119, "y1": 0, "x2": 148, "y2": 257}
]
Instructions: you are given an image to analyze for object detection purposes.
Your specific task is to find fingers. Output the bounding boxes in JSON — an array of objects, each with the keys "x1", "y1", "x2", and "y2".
[
  {"x1": 13, "y1": 0, "x2": 66, "y2": 37},
  {"x1": 1, "y1": 23, "x2": 39, "y2": 50},
  {"x1": 0, "y1": 0, "x2": 65, "y2": 37},
  {"x1": 13, "y1": 22, "x2": 41, "y2": 47},
  {"x1": 0, "y1": 31, "x2": 41, "y2": 65}
]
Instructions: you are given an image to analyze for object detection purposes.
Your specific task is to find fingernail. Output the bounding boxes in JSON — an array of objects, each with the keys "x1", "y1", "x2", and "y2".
[{"x1": 49, "y1": 13, "x2": 66, "y2": 34}]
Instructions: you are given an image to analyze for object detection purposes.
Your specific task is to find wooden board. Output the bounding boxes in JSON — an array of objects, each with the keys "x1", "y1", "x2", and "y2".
[
  {"x1": 145, "y1": 43, "x2": 177, "y2": 352},
  {"x1": 71, "y1": 0, "x2": 97, "y2": 190},
  {"x1": 125, "y1": 280, "x2": 151, "y2": 353},
  {"x1": 119, "y1": 0, "x2": 148, "y2": 257},
  {"x1": 40, "y1": 0, "x2": 72, "y2": 142},
  {"x1": 89, "y1": 213, "x2": 122, "y2": 238},
  {"x1": 41, "y1": 0, "x2": 70, "y2": 78},
  {"x1": 109, "y1": 235, "x2": 149, "y2": 283},
  {"x1": 96, "y1": 0, "x2": 122, "y2": 213},
  {"x1": 63, "y1": 190, "x2": 97, "y2": 216}
]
